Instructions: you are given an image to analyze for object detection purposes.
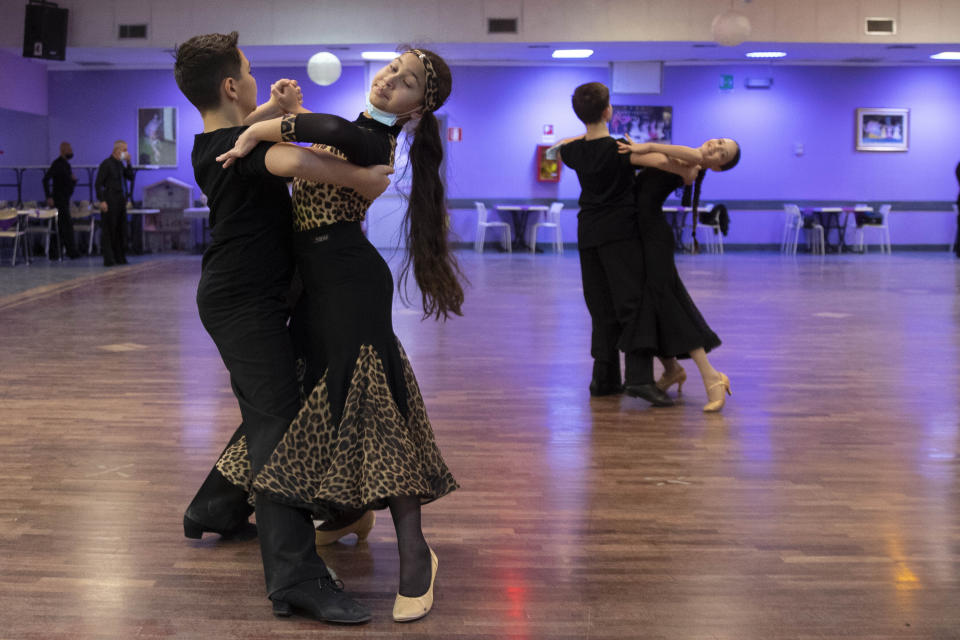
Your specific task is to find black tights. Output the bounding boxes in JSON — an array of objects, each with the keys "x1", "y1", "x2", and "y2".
[{"x1": 388, "y1": 496, "x2": 431, "y2": 597}]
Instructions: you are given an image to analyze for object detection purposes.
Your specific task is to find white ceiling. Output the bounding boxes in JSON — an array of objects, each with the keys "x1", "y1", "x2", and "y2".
[{"x1": 4, "y1": 40, "x2": 959, "y2": 71}]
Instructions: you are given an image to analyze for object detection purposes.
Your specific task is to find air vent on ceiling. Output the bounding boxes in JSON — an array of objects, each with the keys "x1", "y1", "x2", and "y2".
[
  {"x1": 75, "y1": 61, "x2": 116, "y2": 67},
  {"x1": 487, "y1": 18, "x2": 518, "y2": 34},
  {"x1": 886, "y1": 44, "x2": 915, "y2": 50},
  {"x1": 842, "y1": 57, "x2": 883, "y2": 63},
  {"x1": 692, "y1": 43, "x2": 719, "y2": 49},
  {"x1": 118, "y1": 24, "x2": 148, "y2": 39},
  {"x1": 527, "y1": 44, "x2": 550, "y2": 49},
  {"x1": 865, "y1": 18, "x2": 896, "y2": 35}
]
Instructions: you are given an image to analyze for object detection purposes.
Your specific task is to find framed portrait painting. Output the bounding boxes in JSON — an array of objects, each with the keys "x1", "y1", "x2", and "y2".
[
  {"x1": 137, "y1": 107, "x2": 178, "y2": 167},
  {"x1": 856, "y1": 108, "x2": 908, "y2": 152}
]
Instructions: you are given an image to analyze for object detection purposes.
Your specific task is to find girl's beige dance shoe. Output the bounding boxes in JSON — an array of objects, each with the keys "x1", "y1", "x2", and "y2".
[
  {"x1": 656, "y1": 366, "x2": 687, "y2": 393},
  {"x1": 315, "y1": 511, "x2": 375, "y2": 547},
  {"x1": 393, "y1": 548, "x2": 438, "y2": 623},
  {"x1": 703, "y1": 372, "x2": 731, "y2": 413}
]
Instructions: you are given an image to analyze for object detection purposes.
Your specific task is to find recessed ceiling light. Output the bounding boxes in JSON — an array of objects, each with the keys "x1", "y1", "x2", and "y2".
[
  {"x1": 746, "y1": 51, "x2": 787, "y2": 58},
  {"x1": 552, "y1": 49, "x2": 594, "y2": 59},
  {"x1": 361, "y1": 51, "x2": 398, "y2": 61},
  {"x1": 930, "y1": 51, "x2": 960, "y2": 60}
]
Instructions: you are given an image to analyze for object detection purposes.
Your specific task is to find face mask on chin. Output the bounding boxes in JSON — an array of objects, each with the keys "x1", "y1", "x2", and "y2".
[
  {"x1": 366, "y1": 96, "x2": 419, "y2": 127},
  {"x1": 65, "y1": 153, "x2": 74, "y2": 160}
]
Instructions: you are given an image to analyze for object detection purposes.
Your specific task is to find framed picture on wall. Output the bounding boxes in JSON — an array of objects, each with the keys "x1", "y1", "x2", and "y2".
[
  {"x1": 855, "y1": 108, "x2": 908, "y2": 152},
  {"x1": 137, "y1": 107, "x2": 178, "y2": 167},
  {"x1": 610, "y1": 105, "x2": 672, "y2": 143}
]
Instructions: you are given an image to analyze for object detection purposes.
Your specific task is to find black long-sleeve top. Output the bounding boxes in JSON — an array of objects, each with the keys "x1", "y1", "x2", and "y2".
[
  {"x1": 281, "y1": 113, "x2": 400, "y2": 231},
  {"x1": 560, "y1": 136, "x2": 639, "y2": 248},
  {"x1": 95, "y1": 156, "x2": 134, "y2": 202},
  {"x1": 43, "y1": 156, "x2": 76, "y2": 201}
]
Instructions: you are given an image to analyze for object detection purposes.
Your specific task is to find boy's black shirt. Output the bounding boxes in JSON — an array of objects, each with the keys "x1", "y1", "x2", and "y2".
[
  {"x1": 561, "y1": 136, "x2": 638, "y2": 248},
  {"x1": 192, "y1": 126, "x2": 294, "y2": 300}
]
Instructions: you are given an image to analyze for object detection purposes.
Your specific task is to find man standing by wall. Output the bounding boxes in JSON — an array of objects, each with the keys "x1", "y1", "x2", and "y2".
[
  {"x1": 42, "y1": 141, "x2": 80, "y2": 259},
  {"x1": 95, "y1": 140, "x2": 134, "y2": 266}
]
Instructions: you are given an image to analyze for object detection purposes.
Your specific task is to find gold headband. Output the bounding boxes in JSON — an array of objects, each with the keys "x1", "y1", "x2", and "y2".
[{"x1": 407, "y1": 49, "x2": 441, "y2": 112}]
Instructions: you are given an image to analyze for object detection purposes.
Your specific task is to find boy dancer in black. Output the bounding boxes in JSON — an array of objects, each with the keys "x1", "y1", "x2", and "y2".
[
  {"x1": 174, "y1": 32, "x2": 392, "y2": 624},
  {"x1": 558, "y1": 82, "x2": 672, "y2": 407}
]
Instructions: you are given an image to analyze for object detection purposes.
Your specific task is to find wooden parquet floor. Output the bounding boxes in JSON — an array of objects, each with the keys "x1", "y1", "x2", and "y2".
[{"x1": 1, "y1": 251, "x2": 958, "y2": 640}]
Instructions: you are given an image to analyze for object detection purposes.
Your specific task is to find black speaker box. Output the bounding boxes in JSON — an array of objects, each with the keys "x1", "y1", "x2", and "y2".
[{"x1": 22, "y1": 2, "x2": 69, "y2": 61}]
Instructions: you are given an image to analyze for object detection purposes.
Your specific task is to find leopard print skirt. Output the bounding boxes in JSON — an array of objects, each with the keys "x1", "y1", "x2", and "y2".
[{"x1": 215, "y1": 222, "x2": 458, "y2": 515}]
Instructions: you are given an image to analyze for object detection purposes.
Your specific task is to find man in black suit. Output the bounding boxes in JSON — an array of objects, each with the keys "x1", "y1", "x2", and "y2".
[
  {"x1": 95, "y1": 140, "x2": 135, "y2": 266},
  {"x1": 42, "y1": 141, "x2": 80, "y2": 259}
]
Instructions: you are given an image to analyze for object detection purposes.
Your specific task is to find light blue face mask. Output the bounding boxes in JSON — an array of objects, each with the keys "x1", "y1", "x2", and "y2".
[
  {"x1": 366, "y1": 96, "x2": 420, "y2": 127},
  {"x1": 366, "y1": 96, "x2": 399, "y2": 126}
]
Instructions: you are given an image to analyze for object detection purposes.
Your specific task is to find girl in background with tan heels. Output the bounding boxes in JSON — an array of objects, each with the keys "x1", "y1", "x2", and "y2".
[{"x1": 618, "y1": 137, "x2": 740, "y2": 412}]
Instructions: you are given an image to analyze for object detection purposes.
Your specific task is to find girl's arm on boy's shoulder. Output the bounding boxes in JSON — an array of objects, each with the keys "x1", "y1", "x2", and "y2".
[{"x1": 628, "y1": 152, "x2": 699, "y2": 184}]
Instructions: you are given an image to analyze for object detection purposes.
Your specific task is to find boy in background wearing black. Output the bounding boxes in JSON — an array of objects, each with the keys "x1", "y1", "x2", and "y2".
[{"x1": 558, "y1": 82, "x2": 672, "y2": 407}]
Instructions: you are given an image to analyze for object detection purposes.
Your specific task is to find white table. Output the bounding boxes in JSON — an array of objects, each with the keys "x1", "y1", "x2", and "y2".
[
  {"x1": 495, "y1": 204, "x2": 549, "y2": 250},
  {"x1": 127, "y1": 208, "x2": 160, "y2": 253}
]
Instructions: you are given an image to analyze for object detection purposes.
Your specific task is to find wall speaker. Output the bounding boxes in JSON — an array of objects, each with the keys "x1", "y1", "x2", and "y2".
[{"x1": 22, "y1": 1, "x2": 68, "y2": 61}]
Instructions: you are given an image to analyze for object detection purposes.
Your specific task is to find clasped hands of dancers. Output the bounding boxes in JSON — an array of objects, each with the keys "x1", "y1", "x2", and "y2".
[{"x1": 175, "y1": 32, "x2": 739, "y2": 629}]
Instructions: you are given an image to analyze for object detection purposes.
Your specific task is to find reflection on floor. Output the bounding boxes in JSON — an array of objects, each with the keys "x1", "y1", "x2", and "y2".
[{"x1": 1, "y1": 251, "x2": 958, "y2": 639}]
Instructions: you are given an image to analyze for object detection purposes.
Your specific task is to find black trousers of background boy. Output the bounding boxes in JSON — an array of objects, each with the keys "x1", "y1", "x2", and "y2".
[{"x1": 579, "y1": 236, "x2": 670, "y2": 406}]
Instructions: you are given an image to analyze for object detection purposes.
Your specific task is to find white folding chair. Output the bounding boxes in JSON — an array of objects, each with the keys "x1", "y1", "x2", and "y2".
[
  {"x1": 0, "y1": 207, "x2": 29, "y2": 266},
  {"x1": 693, "y1": 204, "x2": 723, "y2": 254},
  {"x1": 782, "y1": 204, "x2": 823, "y2": 255},
  {"x1": 530, "y1": 202, "x2": 564, "y2": 254},
  {"x1": 474, "y1": 201, "x2": 511, "y2": 253},
  {"x1": 855, "y1": 204, "x2": 892, "y2": 254},
  {"x1": 71, "y1": 200, "x2": 97, "y2": 255},
  {"x1": 27, "y1": 207, "x2": 62, "y2": 261}
]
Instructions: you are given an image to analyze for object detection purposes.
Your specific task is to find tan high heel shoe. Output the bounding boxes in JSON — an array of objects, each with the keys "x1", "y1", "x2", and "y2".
[
  {"x1": 315, "y1": 511, "x2": 375, "y2": 547},
  {"x1": 393, "y1": 548, "x2": 438, "y2": 623},
  {"x1": 703, "y1": 372, "x2": 731, "y2": 413},
  {"x1": 656, "y1": 366, "x2": 687, "y2": 393}
]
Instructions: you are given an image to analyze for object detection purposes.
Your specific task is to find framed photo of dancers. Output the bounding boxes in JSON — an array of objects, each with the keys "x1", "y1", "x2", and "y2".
[
  {"x1": 137, "y1": 107, "x2": 178, "y2": 167},
  {"x1": 610, "y1": 105, "x2": 672, "y2": 143},
  {"x1": 855, "y1": 108, "x2": 908, "y2": 152}
]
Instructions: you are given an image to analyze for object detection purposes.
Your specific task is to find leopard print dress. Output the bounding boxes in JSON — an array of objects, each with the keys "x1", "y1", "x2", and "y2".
[{"x1": 214, "y1": 113, "x2": 458, "y2": 515}]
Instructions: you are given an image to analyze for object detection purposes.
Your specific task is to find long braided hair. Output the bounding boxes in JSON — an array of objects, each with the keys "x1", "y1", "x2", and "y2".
[
  {"x1": 681, "y1": 141, "x2": 741, "y2": 254},
  {"x1": 682, "y1": 170, "x2": 708, "y2": 254},
  {"x1": 396, "y1": 48, "x2": 466, "y2": 321}
]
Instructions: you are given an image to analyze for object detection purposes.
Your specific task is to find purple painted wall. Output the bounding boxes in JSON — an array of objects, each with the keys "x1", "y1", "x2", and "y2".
[
  {"x1": 22, "y1": 60, "x2": 960, "y2": 245},
  {"x1": 0, "y1": 50, "x2": 49, "y2": 203},
  {"x1": 0, "y1": 50, "x2": 48, "y2": 116},
  {"x1": 0, "y1": 108, "x2": 48, "y2": 166}
]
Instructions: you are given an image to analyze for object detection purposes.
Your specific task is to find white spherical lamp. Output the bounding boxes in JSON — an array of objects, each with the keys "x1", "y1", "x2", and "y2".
[
  {"x1": 307, "y1": 51, "x2": 342, "y2": 86},
  {"x1": 712, "y1": 10, "x2": 752, "y2": 47}
]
